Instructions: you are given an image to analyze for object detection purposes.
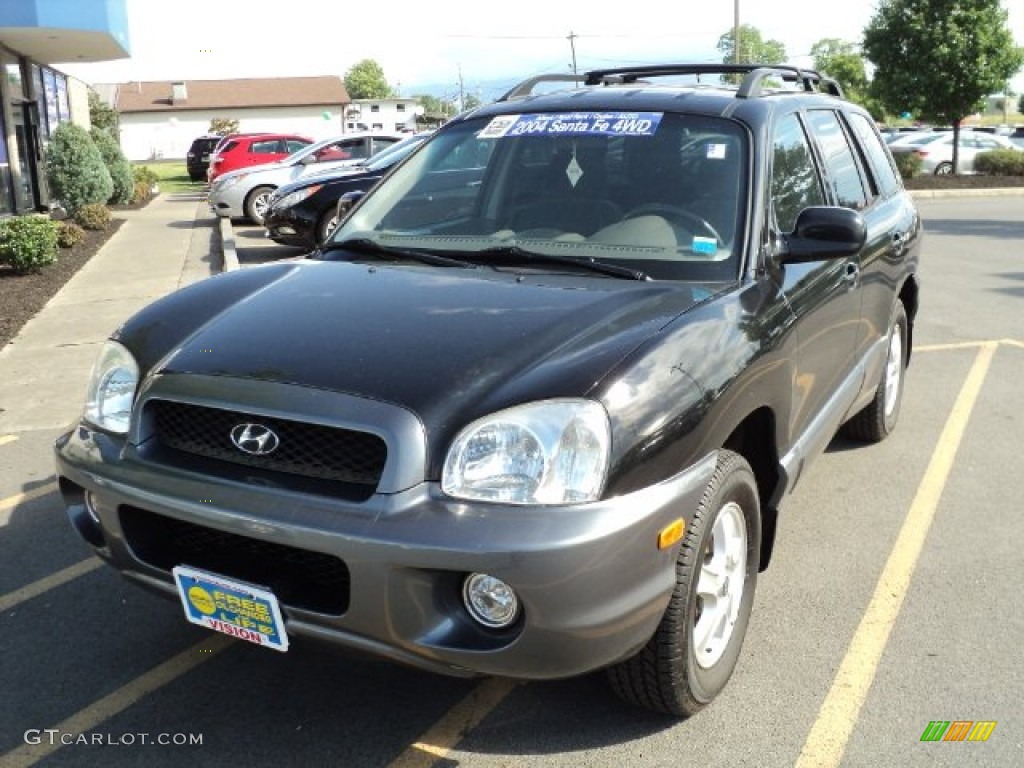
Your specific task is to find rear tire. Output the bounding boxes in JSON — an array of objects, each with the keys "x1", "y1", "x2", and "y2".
[
  {"x1": 934, "y1": 161, "x2": 953, "y2": 175},
  {"x1": 844, "y1": 300, "x2": 908, "y2": 442},
  {"x1": 245, "y1": 186, "x2": 275, "y2": 224},
  {"x1": 607, "y1": 450, "x2": 760, "y2": 717}
]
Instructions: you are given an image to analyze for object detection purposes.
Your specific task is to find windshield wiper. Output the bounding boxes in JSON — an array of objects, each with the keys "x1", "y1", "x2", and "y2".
[
  {"x1": 316, "y1": 238, "x2": 478, "y2": 269},
  {"x1": 474, "y1": 245, "x2": 649, "y2": 281}
]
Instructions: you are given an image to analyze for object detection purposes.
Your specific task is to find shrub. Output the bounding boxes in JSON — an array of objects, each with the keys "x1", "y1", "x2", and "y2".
[
  {"x1": 132, "y1": 165, "x2": 160, "y2": 188},
  {"x1": 0, "y1": 216, "x2": 59, "y2": 273},
  {"x1": 974, "y1": 149, "x2": 1024, "y2": 176},
  {"x1": 73, "y1": 203, "x2": 112, "y2": 231},
  {"x1": 44, "y1": 123, "x2": 113, "y2": 215},
  {"x1": 131, "y1": 180, "x2": 152, "y2": 205},
  {"x1": 892, "y1": 151, "x2": 922, "y2": 180},
  {"x1": 56, "y1": 221, "x2": 86, "y2": 248},
  {"x1": 90, "y1": 127, "x2": 134, "y2": 205}
]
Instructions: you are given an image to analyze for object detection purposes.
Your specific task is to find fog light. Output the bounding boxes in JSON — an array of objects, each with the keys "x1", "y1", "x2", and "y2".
[
  {"x1": 463, "y1": 573, "x2": 519, "y2": 628},
  {"x1": 84, "y1": 491, "x2": 101, "y2": 524}
]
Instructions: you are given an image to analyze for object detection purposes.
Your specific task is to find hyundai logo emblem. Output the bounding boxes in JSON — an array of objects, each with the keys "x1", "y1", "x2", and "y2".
[{"x1": 230, "y1": 423, "x2": 280, "y2": 456}]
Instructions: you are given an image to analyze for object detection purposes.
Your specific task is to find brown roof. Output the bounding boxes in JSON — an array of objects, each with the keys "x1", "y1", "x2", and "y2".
[{"x1": 114, "y1": 77, "x2": 349, "y2": 113}]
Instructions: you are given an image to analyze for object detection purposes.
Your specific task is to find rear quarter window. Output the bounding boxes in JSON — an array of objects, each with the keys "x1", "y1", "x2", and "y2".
[{"x1": 847, "y1": 112, "x2": 901, "y2": 198}]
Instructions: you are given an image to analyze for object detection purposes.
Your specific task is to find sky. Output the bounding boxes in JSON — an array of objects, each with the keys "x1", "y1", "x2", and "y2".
[{"x1": 59, "y1": 0, "x2": 1024, "y2": 101}]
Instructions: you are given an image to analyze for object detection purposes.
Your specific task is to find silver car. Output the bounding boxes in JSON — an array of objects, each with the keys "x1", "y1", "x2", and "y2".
[
  {"x1": 888, "y1": 130, "x2": 1020, "y2": 174},
  {"x1": 208, "y1": 132, "x2": 405, "y2": 222}
]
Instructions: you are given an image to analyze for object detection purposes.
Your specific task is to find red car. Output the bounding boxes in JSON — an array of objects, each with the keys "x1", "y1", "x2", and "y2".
[{"x1": 206, "y1": 133, "x2": 313, "y2": 183}]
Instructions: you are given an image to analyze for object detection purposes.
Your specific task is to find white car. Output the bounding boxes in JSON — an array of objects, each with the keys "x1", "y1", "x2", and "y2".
[
  {"x1": 888, "y1": 130, "x2": 1020, "y2": 174},
  {"x1": 209, "y1": 132, "x2": 405, "y2": 222}
]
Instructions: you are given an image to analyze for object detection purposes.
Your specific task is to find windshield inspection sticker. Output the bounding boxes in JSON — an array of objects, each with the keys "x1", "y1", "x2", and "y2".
[
  {"x1": 479, "y1": 112, "x2": 663, "y2": 138},
  {"x1": 692, "y1": 236, "x2": 718, "y2": 256}
]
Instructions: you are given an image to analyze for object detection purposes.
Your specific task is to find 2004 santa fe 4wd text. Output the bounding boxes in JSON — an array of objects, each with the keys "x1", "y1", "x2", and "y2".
[{"x1": 56, "y1": 64, "x2": 921, "y2": 717}]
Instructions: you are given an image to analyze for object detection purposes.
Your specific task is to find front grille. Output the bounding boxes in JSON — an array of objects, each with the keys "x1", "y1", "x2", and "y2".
[
  {"x1": 148, "y1": 400, "x2": 387, "y2": 489},
  {"x1": 121, "y1": 506, "x2": 350, "y2": 615}
]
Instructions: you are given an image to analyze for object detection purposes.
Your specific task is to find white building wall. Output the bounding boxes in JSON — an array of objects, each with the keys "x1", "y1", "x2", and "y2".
[
  {"x1": 346, "y1": 98, "x2": 423, "y2": 133},
  {"x1": 117, "y1": 105, "x2": 348, "y2": 161}
]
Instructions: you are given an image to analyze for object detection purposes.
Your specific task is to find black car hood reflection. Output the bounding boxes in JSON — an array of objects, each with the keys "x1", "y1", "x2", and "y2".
[{"x1": 153, "y1": 261, "x2": 713, "y2": 427}]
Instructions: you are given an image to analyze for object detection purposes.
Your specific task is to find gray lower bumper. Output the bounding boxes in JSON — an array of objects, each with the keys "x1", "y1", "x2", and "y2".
[{"x1": 56, "y1": 426, "x2": 716, "y2": 680}]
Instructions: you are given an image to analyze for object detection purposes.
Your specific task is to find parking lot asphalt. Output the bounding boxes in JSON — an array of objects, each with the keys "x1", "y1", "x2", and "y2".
[{"x1": 1, "y1": 192, "x2": 1023, "y2": 768}]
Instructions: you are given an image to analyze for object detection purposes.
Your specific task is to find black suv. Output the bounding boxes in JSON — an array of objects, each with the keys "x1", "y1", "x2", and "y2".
[
  {"x1": 56, "y1": 64, "x2": 921, "y2": 717},
  {"x1": 185, "y1": 135, "x2": 220, "y2": 182}
]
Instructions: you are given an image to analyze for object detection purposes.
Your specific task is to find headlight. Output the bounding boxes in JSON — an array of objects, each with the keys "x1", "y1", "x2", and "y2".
[
  {"x1": 442, "y1": 399, "x2": 610, "y2": 505},
  {"x1": 84, "y1": 340, "x2": 139, "y2": 434},
  {"x1": 218, "y1": 173, "x2": 247, "y2": 191},
  {"x1": 275, "y1": 184, "x2": 323, "y2": 211}
]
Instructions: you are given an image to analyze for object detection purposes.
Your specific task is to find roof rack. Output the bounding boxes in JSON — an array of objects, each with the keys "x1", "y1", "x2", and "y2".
[
  {"x1": 582, "y1": 64, "x2": 845, "y2": 99},
  {"x1": 498, "y1": 73, "x2": 587, "y2": 101}
]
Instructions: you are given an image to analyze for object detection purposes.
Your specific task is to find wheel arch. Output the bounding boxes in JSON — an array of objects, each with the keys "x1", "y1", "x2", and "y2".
[{"x1": 721, "y1": 406, "x2": 781, "y2": 571}]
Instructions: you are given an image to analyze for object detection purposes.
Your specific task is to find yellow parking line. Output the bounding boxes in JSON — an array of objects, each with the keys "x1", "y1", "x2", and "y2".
[
  {"x1": 0, "y1": 559, "x2": 104, "y2": 614},
  {"x1": 0, "y1": 634, "x2": 233, "y2": 768},
  {"x1": 0, "y1": 435, "x2": 18, "y2": 447},
  {"x1": 1002, "y1": 339, "x2": 1024, "y2": 350},
  {"x1": 915, "y1": 340, "x2": 992, "y2": 352},
  {"x1": 387, "y1": 679, "x2": 519, "y2": 768},
  {"x1": 794, "y1": 341, "x2": 997, "y2": 768},
  {"x1": 0, "y1": 482, "x2": 58, "y2": 526}
]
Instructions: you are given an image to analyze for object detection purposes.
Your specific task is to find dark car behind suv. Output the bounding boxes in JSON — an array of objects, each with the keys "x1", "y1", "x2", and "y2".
[
  {"x1": 185, "y1": 135, "x2": 221, "y2": 182},
  {"x1": 56, "y1": 64, "x2": 920, "y2": 717}
]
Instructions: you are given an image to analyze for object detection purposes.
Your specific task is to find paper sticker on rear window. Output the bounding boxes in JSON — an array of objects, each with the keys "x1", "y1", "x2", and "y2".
[
  {"x1": 706, "y1": 143, "x2": 728, "y2": 159},
  {"x1": 479, "y1": 112, "x2": 663, "y2": 139}
]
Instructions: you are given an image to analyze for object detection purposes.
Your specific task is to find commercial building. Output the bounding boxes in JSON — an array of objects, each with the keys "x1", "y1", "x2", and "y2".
[{"x1": 0, "y1": 0, "x2": 130, "y2": 214}]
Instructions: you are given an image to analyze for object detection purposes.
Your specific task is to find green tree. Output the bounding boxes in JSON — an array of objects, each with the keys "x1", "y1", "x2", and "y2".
[
  {"x1": 463, "y1": 93, "x2": 483, "y2": 110},
  {"x1": 88, "y1": 90, "x2": 118, "y2": 135},
  {"x1": 208, "y1": 117, "x2": 239, "y2": 136},
  {"x1": 345, "y1": 59, "x2": 393, "y2": 99},
  {"x1": 810, "y1": 39, "x2": 886, "y2": 119},
  {"x1": 45, "y1": 122, "x2": 113, "y2": 215},
  {"x1": 717, "y1": 24, "x2": 786, "y2": 68},
  {"x1": 864, "y1": 0, "x2": 1024, "y2": 173},
  {"x1": 90, "y1": 127, "x2": 133, "y2": 205}
]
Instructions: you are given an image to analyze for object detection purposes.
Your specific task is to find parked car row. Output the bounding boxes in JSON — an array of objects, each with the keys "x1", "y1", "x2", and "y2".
[
  {"x1": 263, "y1": 132, "x2": 432, "y2": 247},
  {"x1": 207, "y1": 131, "x2": 406, "y2": 223},
  {"x1": 886, "y1": 129, "x2": 1021, "y2": 174}
]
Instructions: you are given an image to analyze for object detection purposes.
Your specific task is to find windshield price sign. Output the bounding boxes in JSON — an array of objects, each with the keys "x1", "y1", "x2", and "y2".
[
  {"x1": 479, "y1": 112, "x2": 663, "y2": 138},
  {"x1": 173, "y1": 566, "x2": 289, "y2": 652}
]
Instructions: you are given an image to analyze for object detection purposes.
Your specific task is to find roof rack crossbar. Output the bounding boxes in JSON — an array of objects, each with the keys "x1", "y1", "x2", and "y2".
[
  {"x1": 582, "y1": 64, "x2": 845, "y2": 99},
  {"x1": 498, "y1": 74, "x2": 587, "y2": 101}
]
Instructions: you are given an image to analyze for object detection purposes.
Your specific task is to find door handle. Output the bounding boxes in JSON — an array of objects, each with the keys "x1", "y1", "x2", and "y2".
[{"x1": 843, "y1": 261, "x2": 860, "y2": 287}]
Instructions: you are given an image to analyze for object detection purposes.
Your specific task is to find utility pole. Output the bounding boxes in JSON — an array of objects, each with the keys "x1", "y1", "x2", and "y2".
[
  {"x1": 733, "y1": 0, "x2": 741, "y2": 64},
  {"x1": 458, "y1": 64, "x2": 465, "y2": 112},
  {"x1": 568, "y1": 31, "x2": 578, "y2": 75}
]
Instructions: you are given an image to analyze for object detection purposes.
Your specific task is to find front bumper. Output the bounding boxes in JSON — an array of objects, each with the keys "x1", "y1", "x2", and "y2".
[
  {"x1": 208, "y1": 184, "x2": 246, "y2": 218},
  {"x1": 263, "y1": 205, "x2": 317, "y2": 248},
  {"x1": 55, "y1": 399, "x2": 715, "y2": 680}
]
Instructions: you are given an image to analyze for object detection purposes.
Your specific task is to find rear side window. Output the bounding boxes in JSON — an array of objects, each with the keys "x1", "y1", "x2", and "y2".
[
  {"x1": 250, "y1": 140, "x2": 283, "y2": 154},
  {"x1": 805, "y1": 110, "x2": 868, "y2": 210},
  {"x1": 848, "y1": 113, "x2": 900, "y2": 198},
  {"x1": 771, "y1": 113, "x2": 824, "y2": 233},
  {"x1": 219, "y1": 140, "x2": 238, "y2": 153}
]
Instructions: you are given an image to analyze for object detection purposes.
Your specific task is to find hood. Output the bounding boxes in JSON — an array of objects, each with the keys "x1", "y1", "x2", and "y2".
[{"x1": 151, "y1": 261, "x2": 709, "y2": 433}]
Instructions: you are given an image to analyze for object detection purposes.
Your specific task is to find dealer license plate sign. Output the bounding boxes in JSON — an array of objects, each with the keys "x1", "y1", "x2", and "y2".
[{"x1": 173, "y1": 566, "x2": 289, "y2": 652}]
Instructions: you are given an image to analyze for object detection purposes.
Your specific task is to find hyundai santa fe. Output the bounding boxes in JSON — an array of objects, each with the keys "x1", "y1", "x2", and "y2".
[{"x1": 56, "y1": 64, "x2": 921, "y2": 717}]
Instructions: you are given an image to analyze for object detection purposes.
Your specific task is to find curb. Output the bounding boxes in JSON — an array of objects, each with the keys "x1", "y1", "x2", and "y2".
[
  {"x1": 219, "y1": 217, "x2": 239, "y2": 272},
  {"x1": 908, "y1": 187, "x2": 1024, "y2": 199}
]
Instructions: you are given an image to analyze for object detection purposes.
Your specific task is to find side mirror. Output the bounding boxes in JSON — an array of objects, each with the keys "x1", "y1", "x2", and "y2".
[
  {"x1": 299, "y1": 154, "x2": 317, "y2": 165},
  {"x1": 779, "y1": 207, "x2": 867, "y2": 264}
]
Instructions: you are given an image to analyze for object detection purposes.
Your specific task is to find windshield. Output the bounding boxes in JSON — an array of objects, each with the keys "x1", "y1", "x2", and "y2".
[{"x1": 328, "y1": 112, "x2": 747, "y2": 280}]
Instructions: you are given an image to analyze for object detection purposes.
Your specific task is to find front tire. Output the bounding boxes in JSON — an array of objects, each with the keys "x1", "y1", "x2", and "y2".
[
  {"x1": 607, "y1": 450, "x2": 761, "y2": 717},
  {"x1": 317, "y1": 209, "x2": 340, "y2": 244},
  {"x1": 844, "y1": 300, "x2": 908, "y2": 442},
  {"x1": 245, "y1": 186, "x2": 275, "y2": 224},
  {"x1": 934, "y1": 161, "x2": 953, "y2": 175}
]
